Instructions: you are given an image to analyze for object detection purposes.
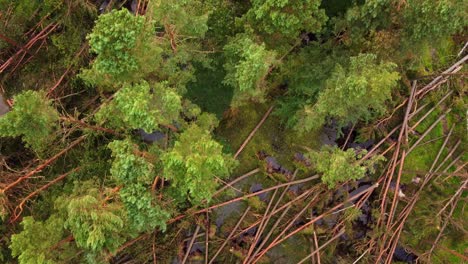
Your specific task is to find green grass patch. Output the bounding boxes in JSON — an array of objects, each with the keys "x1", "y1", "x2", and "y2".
[{"x1": 403, "y1": 108, "x2": 447, "y2": 182}]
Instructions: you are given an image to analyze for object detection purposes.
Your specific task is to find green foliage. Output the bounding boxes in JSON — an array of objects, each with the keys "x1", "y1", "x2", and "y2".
[
  {"x1": 0, "y1": 90, "x2": 58, "y2": 152},
  {"x1": 109, "y1": 139, "x2": 170, "y2": 232},
  {"x1": 307, "y1": 146, "x2": 382, "y2": 188},
  {"x1": 82, "y1": 9, "x2": 160, "y2": 87},
  {"x1": 295, "y1": 53, "x2": 400, "y2": 132},
  {"x1": 109, "y1": 139, "x2": 153, "y2": 183},
  {"x1": 2, "y1": 0, "x2": 467, "y2": 262},
  {"x1": 276, "y1": 43, "x2": 344, "y2": 127},
  {"x1": 10, "y1": 216, "x2": 69, "y2": 264},
  {"x1": 64, "y1": 190, "x2": 125, "y2": 252},
  {"x1": 96, "y1": 81, "x2": 182, "y2": 132},
  {"x1": 119, "y1": 183, "x2": 170, "y2": 232},
  {"x1": 344, "y1": 0, "x2": 392, "y2": 31},
  {"x1": 204, "y1": 0, "x2": 245, "y2": 44},
  {"x1": 402, "y1": 0, "x2": 466, "y2": 43},
  {"x1": 162, "y1": 124, "x2": 237, "y2": 204},
  {"x1": 150, "y1": 0, "x2": 210, "y2": 38},
  {"x1": 87, "y1": 9, "x2": 144, "y2": 75},
  {"x1": 224, "y1": 34, "x2": 277, "y2": 106},
  {"x1": 244, "y1": 0, "x2": 327, "y2": 40},
  {"x1": 145, "y1": 0, "x2": 214, "y2": 92}
]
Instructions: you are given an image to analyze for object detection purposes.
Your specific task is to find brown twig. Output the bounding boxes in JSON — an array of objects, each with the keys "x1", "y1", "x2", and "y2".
[
  {"x1": 10, "y1": 167, "x2": 81, "y2": 223},
  {"x1": 426, "y1": 178, "x2": 467, "y2": 258},
  {"x1": 60, "y1": 116, "x2": 120, "y2": 136},
  {"x1": 197, "y1": 174, "x2": 319, "y2": 214},
  {"x1": 182, "y1": 225, "x2": 201, "y2": 264},
  {"x1": 297, "y1": 229, "x2": 345, "y2": 264},
  {"x1": 252, "y1": 184, "x2": 379, "y2": 262},
  {"x1": 208, "y1": 206, "x2": 251, "y2": 264},
  {"x1": 1, "y1": 136, "x2": 86, "y2": 193},
  {"x1": 47, "y1": 44, "x2": 88, "y2": 97},
  {"x1": 213, "y1": 168, "x2": 260, "y2": 197}
]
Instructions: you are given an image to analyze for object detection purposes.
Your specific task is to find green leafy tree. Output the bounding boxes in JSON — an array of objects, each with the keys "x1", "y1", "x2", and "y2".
[
  {"x1": 119, "y1": 183, "x2": 170, "y2": 232},
  {"x1": 224, "y1": 34, "x2": 277, "y2": 106},
  {"x1": 64, "y1": 190, "x2": 125, "y2": 252},
  {"x1": 81, "y1": 9, "x2": 161, "y2": 87},
  {"x1": 161, "y1": 124, "x2": 237, "y2": 204},
  {"x1": 334, "y1": 0, "x2": 465, "y2": 72},
  {"x1": 401, "y1": 0, "x2": 465, "y2": 43},
  {"x1": 307, "y1": 146, "x2": 382, "y2": 188},
  {"x1": 150, "y1": 0, "x2": 210, "y2": 39},
  {"x1": 109, "y1": 139, "x2": 170, "y2": 232},
  {"x1": 275, "y1": 43, "x2": 345, "y2": 127},
  {"x1": 96, "y1": 81, "x2": 182, "y2": 133},
  {"x1": 243, "y1": 0, "x2": 328, "y2": 42},
  {"x1": 0, "y1": 90, "x2": 58, "y2": 152},
  {"x1": 295, "y1": 53, "x2": 400, "y2": 132},
  {"x1": 147, "y1": 0, "x2": 213, "y2": 92},
  {"x1": 10, "y1": 216, "x2": 72, "y2": 264},
  {"x1": 108, "y1": 139, "x2": 154, "y2": 183}
]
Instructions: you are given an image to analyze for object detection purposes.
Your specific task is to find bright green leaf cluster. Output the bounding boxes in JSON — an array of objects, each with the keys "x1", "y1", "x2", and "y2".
[
  {"x1": 150, "y1": 0, "x2": 210, "y2": 38},
  {"x1": 109, "y1": 139, "x2": 170, "y2": 232},
  {"x1": 108, "y1": 139, "x2": 153, "y2": 183},
  {"x1": 307, "y1": 146, "x2": 382, "y2": 188},
  {"x1": 65, "y1": 191, "x2": 125, "y2": 252},
  {"x1": 0, "y1": 90, "x2": 58, "y2": 152},
  {"x1": 87, "y1": 9, "x2": 146, "y2": 77},
  {"x1": 119, "y1": 184, "x2": 170, "y2": 232},
  {"x1": 295, "y1": 53, "x2": 400, "y2": 132},
  {"x1": 162, "y1": 124, "x2": 237, "y2": 204},
  {"x1": 82, "y1": 9, "x2": 162, "y2": 87},
  {"x1": 96, "y1": 81, "x2": 182, "y2": 132}
]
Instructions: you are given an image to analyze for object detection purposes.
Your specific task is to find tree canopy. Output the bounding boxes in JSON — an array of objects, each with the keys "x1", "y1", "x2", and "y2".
[
  {"x1": 0, "y1": 90, "x2": 58, "y2": 153},
  {"x1": 294, "y1": 53, "x2": 400, "y2": 132},
  {"x1": 162, "y1": 124, "x2": 237, "y2": 204},
  {"x1": 0, "y1": 0, "x2": 466, "y2": 263},
  {"x1": 308, "y1": 146, "x2": 383, "y2": 188},
  {"x1": 96, "y1": 81, "x2": 182, "y2": 133}
]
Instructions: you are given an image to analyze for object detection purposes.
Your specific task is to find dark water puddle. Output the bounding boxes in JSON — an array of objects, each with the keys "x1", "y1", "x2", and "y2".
[
  {"x1": 393, "y1": 246, "x2": 418, "y2": 263},
  {"x1": 137, "y1": 129, "x2": 166, "y2": 144}
]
